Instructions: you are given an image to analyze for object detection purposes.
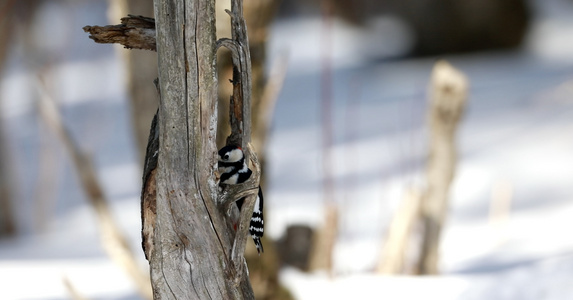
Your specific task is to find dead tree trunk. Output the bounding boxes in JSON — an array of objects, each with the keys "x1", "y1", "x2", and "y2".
[
  {"x1": 416, "y1": 60, "x2": 468, "y2": 275},
  {"x1": 148, "y1": 0, "x2": 256, "y2": 298},
  {"x1": 85, "y1": 0, "x2": 260, "y2": 297}
]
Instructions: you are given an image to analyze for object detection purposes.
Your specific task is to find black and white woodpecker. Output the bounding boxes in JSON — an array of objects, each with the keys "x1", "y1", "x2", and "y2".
[{"x1": 218, "y1": 145, "x2": 264, "y2": 254}]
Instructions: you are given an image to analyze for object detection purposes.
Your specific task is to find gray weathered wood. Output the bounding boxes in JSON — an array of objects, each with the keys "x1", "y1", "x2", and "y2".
[
  {"x1": 84, "y1": 0, "x2": 259, "y2": 297},
  {"x1": 218, "y1": 2, "x2": 253, "y2": 148},
  {"x1": 83, "y1": 15, "x2": 156, "y2": 51},
  {"x1": 149, "y1": 0, "x2": 256, "y2": 298}
]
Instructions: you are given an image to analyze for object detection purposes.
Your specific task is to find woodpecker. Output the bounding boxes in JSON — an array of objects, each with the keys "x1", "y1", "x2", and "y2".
[{"x1": 218, "y1": 145, "x2": 264, "y2": 254}]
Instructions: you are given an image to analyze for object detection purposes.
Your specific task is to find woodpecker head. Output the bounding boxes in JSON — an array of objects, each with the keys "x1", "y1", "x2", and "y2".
[{"x1": 218, "y1": 145, "x2": 244, "y2": 163}]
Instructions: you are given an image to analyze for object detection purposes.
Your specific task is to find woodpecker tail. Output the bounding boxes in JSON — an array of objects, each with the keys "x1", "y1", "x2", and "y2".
[
  {"x1": 253, "y1": 236, "x2": 264, "y2": 254},
  {"x1": 250, "y1": 188, "x2": 264, "y2": 254}
]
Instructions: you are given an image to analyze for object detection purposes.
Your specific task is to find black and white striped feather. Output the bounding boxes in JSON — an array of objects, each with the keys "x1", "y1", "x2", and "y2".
[{"x1": 218, "y1": 145, "x2": 264, "y2": 254}]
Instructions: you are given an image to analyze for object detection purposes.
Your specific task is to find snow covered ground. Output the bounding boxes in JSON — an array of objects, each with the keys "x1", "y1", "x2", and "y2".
[{"x1": 2, "y1": 0, "x2": 573, "y2": 299}]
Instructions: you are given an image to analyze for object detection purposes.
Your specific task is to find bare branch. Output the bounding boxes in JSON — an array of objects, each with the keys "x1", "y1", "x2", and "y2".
[
  {"x1": 218, "y1": 0, "x2": 259, "y2": 276},
  {"x1": 230, "y1": 144, "x2": 261, "y2": 271},
  {"x1": 216, "y1": 38, "x2": 241, "y2": 65},
  {"x1": 246, "y1": 143, "x2": 262, "y2": 182},
  {"x1": 220, "y1": 184, "x2": 259, "y2": 211},
  {"x1": 232, "y1": 191, "x2": 257, "y2": 273},
  {"x1": 220, "y1": 0, "x2": 253, "y2": 148},
  {"x1": 83, "y1": 15, "x2": 156, "y2": 51}
]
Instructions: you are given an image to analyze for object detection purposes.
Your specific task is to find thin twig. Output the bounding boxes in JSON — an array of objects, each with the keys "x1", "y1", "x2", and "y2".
[{"x1": 62, "y1": 276, "x2": 89, "y2": 300}]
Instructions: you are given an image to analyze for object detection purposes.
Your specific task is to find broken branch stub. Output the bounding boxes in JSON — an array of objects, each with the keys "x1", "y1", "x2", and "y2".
[{"x1": 83, "y1": 15, "x2": 156, "y2": 51}]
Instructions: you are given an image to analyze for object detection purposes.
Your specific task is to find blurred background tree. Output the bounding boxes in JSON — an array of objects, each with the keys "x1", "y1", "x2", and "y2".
[{"x1": 0, "y1": 0, "x2": 42, "y2": 238}]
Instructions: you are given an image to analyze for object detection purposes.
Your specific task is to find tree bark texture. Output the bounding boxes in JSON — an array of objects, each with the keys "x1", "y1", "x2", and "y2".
[
  {"x1": 85, "y1": 1, "x2": 262, "y2": 297},
  {"x1": 83, "y1": 15, "x2": 156, "y2": 51},
  {"x1": 148, "y1": 0, "x2": 257, "y2": 298},
  {"x1": 215, "y1": 0, "x2": 281, "y2": 153},
  {"x1": 416, "y1": 60, "x2": 467, "y2": 275},
  {"x1": 216, "y1": 3, "x2": 289, "y2": 298}
]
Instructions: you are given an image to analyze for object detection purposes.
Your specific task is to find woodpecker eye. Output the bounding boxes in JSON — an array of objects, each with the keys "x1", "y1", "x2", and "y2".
[{"x1": 224, "y1": 154, "x2": 229, "y2": 160}]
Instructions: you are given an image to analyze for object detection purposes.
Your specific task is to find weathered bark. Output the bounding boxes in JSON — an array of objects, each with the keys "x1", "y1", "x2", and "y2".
[
  {"x1": 147, "y1": 0, "x2": 258, "y2": 298},
  {"x1": 216, "y1": 2, "x2": 289, "y2": 299},
  {"x1": 83, "y1": 15, "x2": 156, "y2": 51},
  {"x1": 416, "y1": 61, "x2": 467, "y2": 274},
  {"x1": 215, "y1": 0, "x2": 282, "y2": 154},
  {"x1": 85, "y1": 1, "x2": 263, "y2": 297},
  {"x1": 141, "y1": 105, "x2": 159, "y2": 261}
]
